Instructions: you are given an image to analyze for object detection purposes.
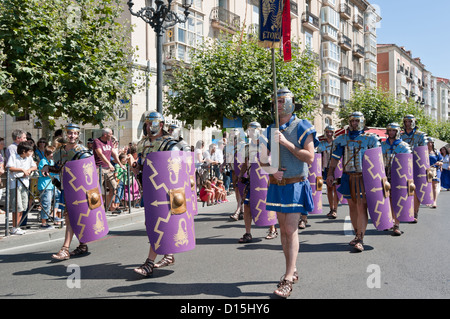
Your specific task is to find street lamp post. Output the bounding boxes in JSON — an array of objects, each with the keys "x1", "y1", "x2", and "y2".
[{"x1": 127, "y1": 0, "x2": 192, "y2": 114}]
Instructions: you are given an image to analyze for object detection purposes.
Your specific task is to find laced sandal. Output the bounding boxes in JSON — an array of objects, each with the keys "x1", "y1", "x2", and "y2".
[
  {"x1": 154, "y1": 254, "x2": 175, "y2": 268},
  {"x1": 329, "y1": 210, "x2": 337, "y2": 219},
  {"x1": 298, "y1": 218, "x2": 307, "y2": 229},
  {"x1": 134, "y1": 258, "x2": 154, "y2": 277},
  {"x1": 392, "y1": 224, "x2": 402, "y2": 236},
  {"x1": 52, "y1": 246, "x2": 70, "y2": 261},
  {"x1": 238, "y1": 233, "x2": 252, "y2": 243},
  {"x1": 70, "y1": 244, "x2": 88, "y2": 257},
  {"x1": 274, "y1": 279, "x2": 293, "y2": 298},
  {"x1": 353, "y1": 239, "x2": 364, "y2": 252},
  {"x1": 229, "y1": 211, "x2": 240, "y2": 221},
  {"x1": 277, "y1": 271, "x2": 299, "y2": 287},
  {"x1": 265, "y1": 229, "x2": 278, "y2": 240}
]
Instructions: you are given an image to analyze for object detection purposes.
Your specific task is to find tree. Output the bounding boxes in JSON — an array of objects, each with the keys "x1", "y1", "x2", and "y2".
[
  {"x1": 165, "y1": 31, "x2": 320, "y2": 129},
  {"x1": 0, "y1": 0, "x2": 138, "y2": 136}
]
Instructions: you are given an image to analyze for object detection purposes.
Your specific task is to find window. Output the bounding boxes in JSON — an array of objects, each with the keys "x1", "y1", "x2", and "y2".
[
  {"x1": 164, "y1": 7, "x2": 204, "y2": 63},
  {"x1": 305, "y1": 31, "x2": 313, "y2": 50},
  {"x1": 321, "y1": 6, "x2": 340, "y2": 29},
  {"x1": 322, "y1": 41, "x2": 340, "y2": 62}
]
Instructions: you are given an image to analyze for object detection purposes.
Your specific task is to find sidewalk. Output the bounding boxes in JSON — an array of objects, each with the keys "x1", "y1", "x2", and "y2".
[{"x1": 0, "y1": 197, "x2": 239, "y2": 252}]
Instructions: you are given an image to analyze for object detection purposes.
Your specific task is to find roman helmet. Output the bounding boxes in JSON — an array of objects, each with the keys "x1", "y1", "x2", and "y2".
[
  {"x1": 247, "y1": 121, "x2": 262, "y2": 140},
  {"x1": 65, "y1": 123, "x2": 81, "y2": 133},
  {"x1": 145, "y1": 111, "x2": 165, "y2": 136},
  {"x1": 403, "y1": 114, "x2": 416, "y2": 130},
  {"x1": 277, "y1": 88, "x2": 295, "y2": 117},
  {"x1": 348, "y1": 111, "x2": 365, "y2": 131},
  {"x1": 386, "y1": 122, "x2": 401, "y2": 139},
  {"x1": 324, "y1": 124, "x2": 336, "y2": 135}
]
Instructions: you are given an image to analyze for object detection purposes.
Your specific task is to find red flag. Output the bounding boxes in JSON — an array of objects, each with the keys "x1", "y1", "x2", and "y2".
[{"x1": 282, "y1": 0, "x2": 291, "y2": 62}]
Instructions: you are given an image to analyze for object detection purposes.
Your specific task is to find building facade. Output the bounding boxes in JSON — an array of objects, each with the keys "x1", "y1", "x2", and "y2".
[{"x1": 1, "y1": 0, "x2": 381, "y2": 147}]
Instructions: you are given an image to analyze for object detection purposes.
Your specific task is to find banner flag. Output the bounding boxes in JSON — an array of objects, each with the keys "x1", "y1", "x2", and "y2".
[
  {"x1": 282, "y1": 0, "x2": 291, "y2": 61},
  {"x1": 259, "y1": 0, "x2": 283, "y2": 48}
]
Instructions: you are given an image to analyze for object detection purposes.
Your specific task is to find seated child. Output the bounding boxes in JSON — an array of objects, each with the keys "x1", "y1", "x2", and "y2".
[
  {"x1": 199, "y1": 180, "x2": 214, "y2": 206},
  {"x1": 216, "y1": 179, "x2": 227, "y2": 203}
]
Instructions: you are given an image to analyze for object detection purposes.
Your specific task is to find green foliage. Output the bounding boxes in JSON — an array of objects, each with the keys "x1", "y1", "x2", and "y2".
[
  {"x1": 0, "y1": 0, "x2": 137, "y2": 129},
  {"x1": 340, "y1": 85, "x2": 450, "y2": 142},
  {"x1": 165, "y1": 32, "x2": 319, "y2": 129}
]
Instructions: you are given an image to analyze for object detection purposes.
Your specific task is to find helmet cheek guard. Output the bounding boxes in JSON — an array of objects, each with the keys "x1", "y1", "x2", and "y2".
[
  {"x1": 145, "y1": 111, "x2": 165, "y2": 136},
  {"x1": 277, "y1": 88, "x2": 295, "y2": 116},
  {"x1": 348, "y1": 112, "x2": 365, "y2": 131}
]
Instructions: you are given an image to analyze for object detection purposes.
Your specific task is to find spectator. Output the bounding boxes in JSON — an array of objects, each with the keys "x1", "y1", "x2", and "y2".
[
  {"x1": 213, "y1": 140, "x2": 224, "y2": 179},
  {"x1": 35, "y1": 137, "x2": 48, "y2": 163},
  {"x1": 86, "y1": 138, "x2": 94, "y2": 151},
  {"x1": 114, "y1": 153, "x2": 128, "y2": 211},
  {"x1": 0, "y1": 146, "x2": 4, "y2": 214},
  {"x1": 5, "y1": 129, "x2": 27, "y2": 163},
  {"x1": 37, "y1": 145, "x2": 56, "y2": 229},
  {"x1": 6, "y1": 141, "x2": 37, "y2": 235},
  {"x1": 93, "y1": 128, "x2": 124, "y2": 213},
  {"x1": 440, "y1": 147, "x2": 450, "y2": 190},
  {"x1": 199, "y1": 180, "x2": 214, "y2": 206}
]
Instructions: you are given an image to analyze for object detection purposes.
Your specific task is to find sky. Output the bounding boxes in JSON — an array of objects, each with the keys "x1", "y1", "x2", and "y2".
[{"x1": 372, "y1": 0, "x2": 450, "y2": 79}]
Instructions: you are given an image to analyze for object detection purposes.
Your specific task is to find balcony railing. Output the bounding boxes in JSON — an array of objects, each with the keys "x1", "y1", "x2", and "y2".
[
  {"x1": 353, "y1": 14, "x2": 364, "y2": 29},
  {"x1": 339, "y1": 3, "x2": 351, "y2": 20},
  {"x1": 301, "y1": 11, "x2": 319, "y2": 31},
  {"x1": 353, "y1": 44, "x2": 365, "y2": 58},
  {"x1": 338, "y1": 33, "x2": 352, "y2": 51},
  {"x1": 210, "y1": 7, "x2": 240, "y2": 33},
  {"x1": 353, "y1": 73, "x2": 366, "y2": 84},
  {"x1": 339, "y1": 67, "x2": 353, "y2": 81}
]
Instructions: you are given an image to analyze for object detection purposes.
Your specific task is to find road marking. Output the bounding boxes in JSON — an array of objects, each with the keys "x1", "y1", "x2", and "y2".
[{"x1": 343, "y1": 216, "x2": 354, "y2": 236}]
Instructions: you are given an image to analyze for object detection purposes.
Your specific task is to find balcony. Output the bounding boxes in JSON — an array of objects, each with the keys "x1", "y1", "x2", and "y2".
[
  {"x1": 353, "y1": 14, "x2": 364, "y2": 29},
  {"x1": 339, "y1": 3, "x2": 351, "y2": 20},
  {"x1": 338, "y1": 33, "x2": 352, "y2": 51},
  {"x1": 339, "y1": 66, "x2": 353, "y2": 82},
  {"x1": 210, "y1": 7, "x2": 240, "y2": 34},
  {"x1": 290, "y1": 0, "x2": 298, "y2": 18},
  {"x1": 301, "y1": 11, "x2": 319, "y2": 32},
  {"x1": 321, "y1": 24, "x2": 338, "y2": 42},
  {"x1": 353, "y1": 44, "x2": 365, "y2": 58},
  {"x1": 353, "y1": 73, "x2": 366, "y2": 84}
]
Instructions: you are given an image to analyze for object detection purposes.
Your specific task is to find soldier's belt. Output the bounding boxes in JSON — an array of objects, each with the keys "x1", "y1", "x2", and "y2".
[{"x1": 269, "y1": 175, "x2": 305, "y2": 186}]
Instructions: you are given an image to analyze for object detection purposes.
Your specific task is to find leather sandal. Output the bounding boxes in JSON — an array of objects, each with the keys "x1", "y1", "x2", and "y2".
[
  {"x1": 70, "y1": 244, "x2": 88, "y2": 256},
  {"x1": 265, "y1": 229, "x2": 278, "y2": 240},
  {"x1": 154, "y1": 254, "x2": 175, "y2": 268},
  {"x1": 328, "y1": 209, "x2": 337, "y2": 219},
  {"x1": 238, "y1": 233, "x2": 252, "y2": 243},
  {"x1": 353, "y1": 239, "x2": 364, "y2": 252},
  {"x1": 134, "y1": 258, "x2": 154, "y2": 277},
  {"x1": 52, "y1": 246, "x2": 70, "y2": 261},
  {"x1": 392, "y1": 224, "x2": 402, "y2": 236},
  {"x1": 277, "y1": 271, "x2": 299, "y2": 287},
  {"x1": 274, "y1": 279, "x2": 293, "y2": 298}
]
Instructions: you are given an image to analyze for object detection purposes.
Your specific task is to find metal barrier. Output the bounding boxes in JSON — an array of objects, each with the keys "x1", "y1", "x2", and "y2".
[{"x1": 2, "y1": 164, "x2": 143, "y2": 237}]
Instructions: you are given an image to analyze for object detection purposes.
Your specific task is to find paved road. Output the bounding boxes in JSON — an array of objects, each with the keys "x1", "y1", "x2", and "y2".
[{"x1": 1, "y1": 191, "x2": 449, "y2": 301}]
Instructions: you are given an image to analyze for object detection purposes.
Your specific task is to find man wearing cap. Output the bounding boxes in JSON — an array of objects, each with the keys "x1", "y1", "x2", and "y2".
[
  {"x1": 259, "y1": 88, "x2": 318, "y2": 298},
  {"x1": 326, "y1": 112, "x2": 380, "y2": 252},
  {"x1": 41, "y1": 124, "x2": 91, "y2": 260},
  {"x1": 133, "y1": 111, "x2": 190, "y2": 277},
  {"x1": 400, "y1": 114, "x2": 427, "y2": 221},
  {"x1": 317, "y1": 125, "x2": 339, "y2": 219},
  {"x1": 381, "y1": 122, "x2": 411, "y2": 235}
]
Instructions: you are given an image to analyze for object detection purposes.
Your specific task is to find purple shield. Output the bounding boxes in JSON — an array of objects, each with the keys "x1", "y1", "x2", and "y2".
[
  {"x1": 63, "y1": 156, "x2": 109, "y2": 243},
  {"x1": 249, "y1": 162, "x2": 277, "y2": 226},
  {"x1": 362, "y1": 147, "x2": 394, "y2": 230},
  {"x1": 308, "y1": 153, "x2": 323, "y2": 214},
  {"x1": 413, "y1": 146, "x2": 433, "y2": 205},
  {"x1": 391, "y1": 153, "x2": 415, "y2": 222},
  {"x1": 335, "y1": 158, "x2": 347, "y2": 204},
  {"x1": 142, "y1": 151, "x2": 196, "y2": 255}
]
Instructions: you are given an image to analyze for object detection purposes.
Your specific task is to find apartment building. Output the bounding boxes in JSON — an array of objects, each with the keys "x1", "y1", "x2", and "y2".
[
  {"x1": 1, "y1": 0, "x2": 381, "y2": 146},
  {"x1": 377, "y1": 44, "x2": 433, "y2": 117},
  {"x1": 435, "y1": 77, "x2": 450, "y2": 122}
]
